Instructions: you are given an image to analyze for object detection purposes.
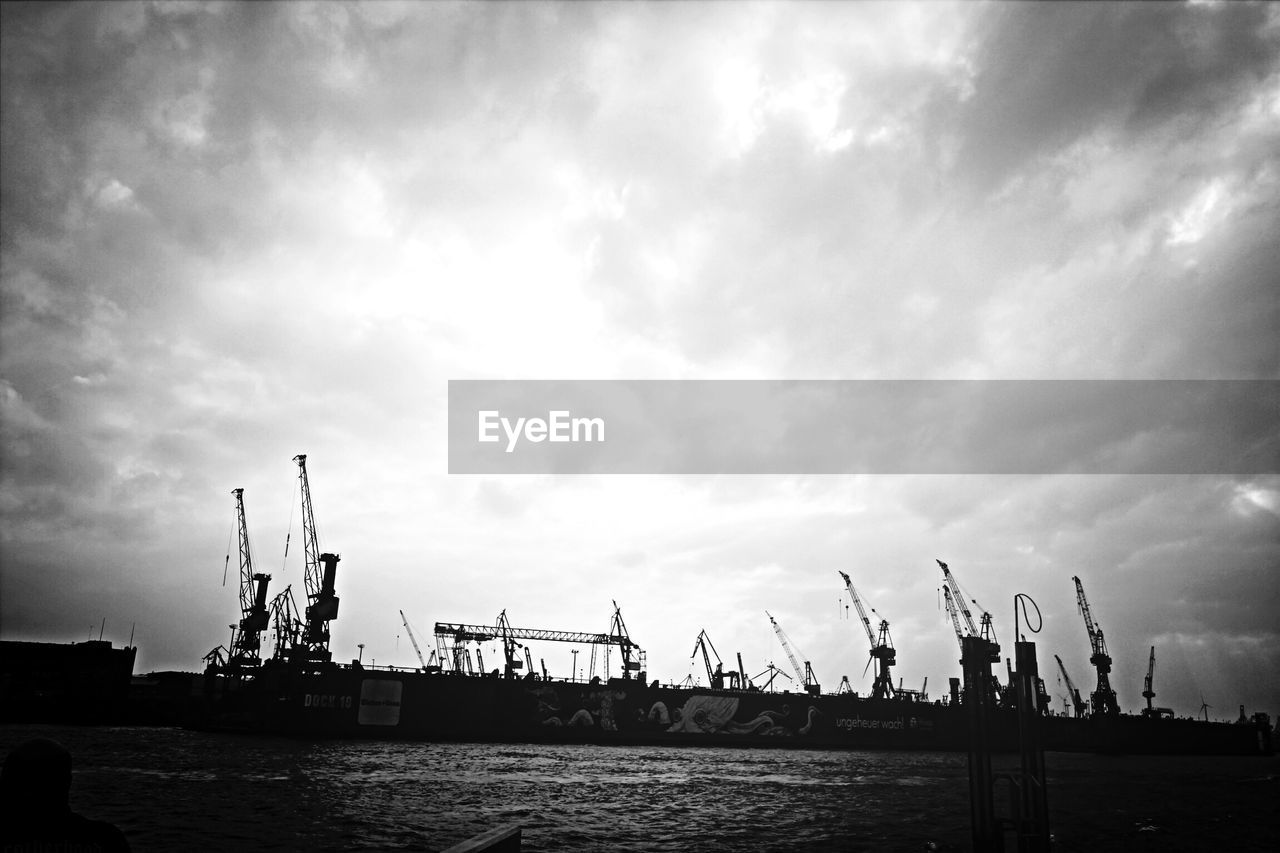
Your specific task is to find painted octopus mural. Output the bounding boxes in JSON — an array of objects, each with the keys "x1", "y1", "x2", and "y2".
[
  {"x1": 527, "y1": 683, "x2": 627, "y2": 731},
  {"x1": 658, "y1": 695, "x2": 820, "y2": 736}
]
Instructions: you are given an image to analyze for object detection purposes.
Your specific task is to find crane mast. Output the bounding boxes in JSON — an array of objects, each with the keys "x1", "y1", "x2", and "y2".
[
  {"x1": 229, "y1": 488, "x2": 271, "y2": 673},
  {"x1": 1140, "y1": 645, "x2": 1174, "y2": 718},
  {"x1": 1142, "y1": 645, "x2": 1155, "y2": 712},
  {"x1": 294, "y1": 454, "x2": 340, "y2": 665},
  {"x1": 496, "y1": 610, "x2": 524, "y2": 677},
  {"x1": 1053, "y1": 653, "x2": 1086, "y2": 717},
  {"x1": 1072, "y1": 575, "x2": 1118, "y2": 715},
  {"x1": 767, "y1": 611, "x2": 820, "y2": 696},
  {"x1": 838, "y1": 571, "x2": 896, "y2": 699}
]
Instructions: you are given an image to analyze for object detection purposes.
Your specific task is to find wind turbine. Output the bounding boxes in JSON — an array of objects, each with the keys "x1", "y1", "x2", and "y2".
[{"x1": 1199, "y1": 693, "x2": 1212, "y2": 722}]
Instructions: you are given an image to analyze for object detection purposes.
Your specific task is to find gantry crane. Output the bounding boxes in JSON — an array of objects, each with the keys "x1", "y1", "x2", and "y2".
[
  {"x1": 1141, "y1": 645, "x2": 1174, "y2": 719},
  {"x1": 294, "y1": 454, "x2": 340, "y2": 665},
  {"x1": 766, "y1": 611, "x2": 820, "y2": 695},
  {"x1": 692, "y1": 629, "x2": 740, "y2": 689},
  {"x1": 1053, "y1": 653, "x2": 1087, "y2": 717},
  {"x1": 434, "y1": 602, "x2": 645, "y2": 681},
  {"x1": 228, "y1": 488, "x2": 271, "y2": 674},
  {"x1": 838, "y1": 570, "x2": 896, "y2": 699},
  {"x1": 1072, "y1": 575, "x2": 1118, "y2": 715}
]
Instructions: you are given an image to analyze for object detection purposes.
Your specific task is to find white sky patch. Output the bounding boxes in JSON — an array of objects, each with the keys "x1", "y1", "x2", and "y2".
[
  {"x1": 1166, "y1": 178, "x2": 1231, "y2": 246},
  {"x1": 715, "y1": 63, "x2": 854, "y2": 156},
  {"x1": 1232, "y1": 484, "x2": 1280, "y2": 517},
  {"x1": 93, "y1": 178, "x2": 138, "y2": 210},
  {"x1": 713, "y1": 57, "x2": 767, "y2": 157}
]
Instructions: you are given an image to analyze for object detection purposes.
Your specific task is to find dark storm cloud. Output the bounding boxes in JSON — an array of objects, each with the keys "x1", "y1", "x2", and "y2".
[{"x1": 950, "y1": 2, "x2": 1277, "y2": 193}]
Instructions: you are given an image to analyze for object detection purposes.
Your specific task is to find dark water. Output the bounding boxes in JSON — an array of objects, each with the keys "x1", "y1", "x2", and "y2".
[{"x1": 1, "y1": 725, "x2": 1275, "y2": 852}]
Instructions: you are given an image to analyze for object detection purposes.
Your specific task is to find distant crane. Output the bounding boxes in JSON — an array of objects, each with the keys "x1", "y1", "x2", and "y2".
[
  {"x1": 400, "y1": 610, "x2": 431, "y2": 672},
  {"x1": 1141, "y1": 646, "x2": 1175, "y2": 719},
  {"x1": 838, "y1": 571, "x2": 896, "y2": 699},
  {"x1": 294, "y1": 455, "x2": 341, "y2": 665},
  {"x1": 228, "y1": 488, "x2": 271, "y2": 674},
  {"x1": 753, "y1": 662, "x2": 793, "y2": 693},
  {"x1": 766, "y1": 611, "x2": 820, "y2": 695},
  {"x1": 692, "y1": 630, "x2": 740, "y2": 690},
  {"x1": 1072, "y1": 576, "x2": 1118, "y2": 715},
  {"x1": 1053, "y1": 654, "x2": 1087, "y2": 718},
  {"x1": 267, "y1": 585, "x2": 303, "y2": 661},
  {"x1": 434, "y1": 603, "x2": 645, "y2": 681},
  {"x1": 495, "y1": 610, "x2": 525, "y2": 677}
]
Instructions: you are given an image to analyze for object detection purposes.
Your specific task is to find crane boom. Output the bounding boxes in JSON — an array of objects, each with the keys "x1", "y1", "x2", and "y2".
[
  {"x1": 767, "y1": 611, "x2": 805, "y2": 684},
  {"x1": 1053, "y1": 653, "x2": 1086, "y2": 717},
  {"x1": 937, "y1": 559, "x2": 979, "y2": 636},
  {"x1": 838, "y1": 571, "x2": 896, "y2": 699},
  {"x1": 767, "y1": 611, "x2": 819, "y2": 695},
  {"x1": 937, "y1": 559, "x2": 999, "y2": 660},
  {"x1": 942, "y1": 586, "x2": 966, "y2": 652},
  {"x1": 400, "y1": 610, "x2": 428, "y2": 671},
  {"x1": 229, "y1": 488, "x2": 270, "y2": 673},
  {"x1": 294, "y1": 455, "x2": 340, "y2": 664},
  {"x1": 1072, "y1": 575, "x2": 1118, "y2": 715},
  {"x1": 839, "y1": 571, "x2": 877, "y2": 648}
]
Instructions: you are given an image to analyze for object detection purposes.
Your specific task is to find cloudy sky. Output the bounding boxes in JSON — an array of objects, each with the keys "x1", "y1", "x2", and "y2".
[{"x1": 2, "y1": 1, "x2": 1278, "y2": 720}]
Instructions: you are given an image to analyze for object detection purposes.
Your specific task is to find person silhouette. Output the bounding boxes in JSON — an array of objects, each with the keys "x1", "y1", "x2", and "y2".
[{"x1": 0, "y1": 737, "x2": 130, "y2": 852}]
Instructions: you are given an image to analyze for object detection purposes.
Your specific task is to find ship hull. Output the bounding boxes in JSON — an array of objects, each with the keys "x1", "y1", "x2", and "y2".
[{"x1": 197, "y1": 663, "x2": 1272, "y2": 756}]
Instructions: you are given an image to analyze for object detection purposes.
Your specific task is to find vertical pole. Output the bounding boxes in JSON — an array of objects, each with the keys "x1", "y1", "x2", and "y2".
[
  {"x1": 963, "y1": 635, "x2": 1000, "y2": 852},
  {"x1": 1015, "y1": 640, "x2": 1050, "y2": 852}
]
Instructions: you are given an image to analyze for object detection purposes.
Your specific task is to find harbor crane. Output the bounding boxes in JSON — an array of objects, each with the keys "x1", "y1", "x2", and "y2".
[
  {"x1": 228, "y1": 488, "x2": 271, "y2": 674},
  {"x1": 753, "y1": 662, "x2": 793, "y2": 693},
  {"x1": 400, "y1": 610, "x2": 437, "y2": 672},
  {"x1": 937, "y1": 560, "x2": 999, "y2": 656},
  {"x1": 937, "y1": 560, "x2": 1002, "y2": 705},
  {"x1": 495, "y1": 610, "x2": 528, "y2": 677},
  {"x1": 767, "y1": 611, "x2": 820, "y2": 695},
  {"x1": 294, "y1": 455, "x2": 341, "y2": 665},
  {"x1": 692, "y1": 630, "x2": 740, "y2": 690},
  {"x1": 838, "y1": 570, "x2": 896, "y2": 699},
  {"x1": 1141, "y1": 645, "x2": 1175, "y2": 719},
  {"x1": 266, "y1": 586, "x2": 302, "y2": 661},
  {"x1": 1072, "y1": 576, "x2": 1118, "y2": 715},
  {"x1": 1053, "y1": 654, "x2": 1087, "y2": 717}
]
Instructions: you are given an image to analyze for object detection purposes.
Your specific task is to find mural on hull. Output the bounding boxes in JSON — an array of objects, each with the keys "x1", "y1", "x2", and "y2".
[{"x1": 525, "y1": 682, "x2": 821, "y2": 738}]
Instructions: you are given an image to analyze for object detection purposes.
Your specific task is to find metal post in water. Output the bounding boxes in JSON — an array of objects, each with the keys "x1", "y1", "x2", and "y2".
[
  {"x1": 963, "y1": 634, "x2": 1000, "y2": 852},
  {"x1": 1015, "y1": 639, "x2": 1050, "y2": 852}
]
